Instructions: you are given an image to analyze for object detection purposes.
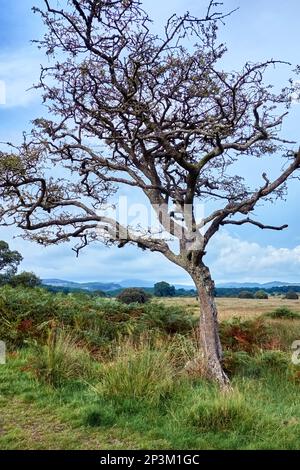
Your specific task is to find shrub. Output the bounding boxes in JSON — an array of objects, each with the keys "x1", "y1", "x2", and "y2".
[
  {"x1": 255, "y1": 290, "x2": 268, "y2": 299},
  {"x1": 266, "y1": 306, "x2": 299, "y2": 319},
  {"x1": 30, "y1": 328, "x2": 96, "y2": 387},
  {"x1": 223, "y1": 350, "x2": 289, "y2": 378},
  {"x1": 0, "y1": 286, "x2": 194, "y2": 350},
  {"x1": 0, "y1": 287, "x2": 50, "y2": 347},
  {"x1": 222, "y1": 351, "x2": 254, "y2": 376},
  {"x1": 256, "y1": 350, "x2": 289, "y2": 372},
  {"x1": 116, "y1": 288, "x2": 151, "y2": 304},
  {"x1": 0, "y1": 287, "x2": 134, "y2": 348},
  {"x1": 220, "y1": 317, "x2": 270, "y2": 353},
  {"x1": 141, "y1": 302, "x2": 196, "y2": 334},
  {"x1": 238, "y1": 290, "x2": 255, "y2": 299},
  {"x1": 285, "y1": 291, "x2": 299, "y2": 300}
]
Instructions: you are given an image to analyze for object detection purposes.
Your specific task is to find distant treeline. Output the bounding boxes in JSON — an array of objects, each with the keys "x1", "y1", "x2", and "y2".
[
  {"x1": 43, "y1": 284, "x2": 300, "y2": 298},
  {"x1": 43, "y1": 285, "x2": 197, "y2": 297},
  {"x1": 215, "y1": 285, "x2": 300, "y2": 297},
  {"x1": 44, "y1": 285, "x2": 108, "y2": 297},
  {"x1": 107, "y1": 287, "x2": 198, "y2": 297}
]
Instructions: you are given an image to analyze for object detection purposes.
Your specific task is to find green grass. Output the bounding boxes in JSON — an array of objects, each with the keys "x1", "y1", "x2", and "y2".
[
  {"x1": 96, "y1": 342, "x2": 175, "y2": 405},
  {"x1": 265, "y1": 306, "x2": 300, "y2": 319},
  {"x1": 0, "y1": 350, "x2": 151, "y2": 450},
  {"x1": 29, "y1": 328, "x2": 99, "y2": 387},
  {"x1": 1, "y1": 340, "x2": 300, "y2": 450},
  {"x1": 2, "y1": 288, "x2": 300, "y2": 450}
]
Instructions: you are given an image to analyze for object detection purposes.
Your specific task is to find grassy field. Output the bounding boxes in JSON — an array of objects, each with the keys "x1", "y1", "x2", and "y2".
[
  {"x1": 1, "y1": 343, "x2": 300, "y2": 450},
  {"x1": 161, "y1": 296, "x2": 300, "y2": 320},
  {"x1": 1, "y1": 290, "x2": 300, "y2": 450}
]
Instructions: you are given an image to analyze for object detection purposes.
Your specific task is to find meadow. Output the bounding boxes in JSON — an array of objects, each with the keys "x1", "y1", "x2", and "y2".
[
  {"x1": 162, "y1": 296, "x2": 300, "y2": 320},
  {"x1": 1, "y1": 287, "x2": 300, "y2": 450}
]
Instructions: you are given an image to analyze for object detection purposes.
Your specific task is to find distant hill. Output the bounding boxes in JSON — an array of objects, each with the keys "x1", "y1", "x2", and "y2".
[
  {"x1": 217, "y1": 281, "x2": 300, "y2": 289},
  {"x1": 42, "y1": 279, "x2": 122, "y2": 292},
  {"x1": 42, "y1": 278, "x2": 300, "y2": 293},
  {"x1": 119, "y1": 279, "x2": 154, "y2": 288},
  {"x1": 42, "y1": 278, "x2": 196, "y2": 291}
]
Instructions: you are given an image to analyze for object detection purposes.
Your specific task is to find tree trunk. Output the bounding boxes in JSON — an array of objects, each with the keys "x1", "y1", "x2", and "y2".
[{"x1": 189, "y1": 261, "x2": 230, "y2": 389}]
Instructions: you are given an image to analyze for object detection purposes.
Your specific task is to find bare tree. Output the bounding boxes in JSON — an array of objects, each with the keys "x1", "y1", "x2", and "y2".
[{"x1": 0, "y1": 0, "x2": 299, "y2": 387}]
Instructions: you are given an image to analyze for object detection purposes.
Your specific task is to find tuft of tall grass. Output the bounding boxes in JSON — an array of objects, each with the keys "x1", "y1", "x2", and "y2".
[
  {"x1": 95, "y1": 340, "x2": 175, "y2": 405},
  {"x1": 140, "y1": 302, "x2": 196, "y2": 334},
  {"x1": 30, "y1": 328, "x2": 96, "y2": 387},
  {"x1": 182, "y1": 385, "x2": 270, "y2": 435}
]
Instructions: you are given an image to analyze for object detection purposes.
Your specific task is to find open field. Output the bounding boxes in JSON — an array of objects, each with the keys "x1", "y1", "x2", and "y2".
[
  {"x1": 161, "y1": 296, "x2": 300, "y2": 321},
  {"x1": 1, "y1": 287, "x2": 300, "y2": 450}
]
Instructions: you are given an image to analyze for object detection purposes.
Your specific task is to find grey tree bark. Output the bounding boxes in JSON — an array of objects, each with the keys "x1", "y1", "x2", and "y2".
[{"x1": 188, "y1": 261, "x2": 230, "y2": 388}]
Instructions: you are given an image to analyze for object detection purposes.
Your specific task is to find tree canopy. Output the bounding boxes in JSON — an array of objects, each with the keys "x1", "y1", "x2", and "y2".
[
  {"x1": 0, "y1": 241, "x2": 22, "y2": 278},
  {"x1": 154, "y1": 281, "x2": 176, "y2": 297},
  {"x1": 0, "y1": 1, "x2": 298, "y2": 261},
  {"x1": 9, "y1": 271, "x2": 41, "y2": 288}
]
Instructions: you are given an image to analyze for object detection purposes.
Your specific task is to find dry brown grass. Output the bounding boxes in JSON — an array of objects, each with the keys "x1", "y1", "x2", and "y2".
[{"x1": 159, "y1": 296, "x2": 300, "y2": 321}]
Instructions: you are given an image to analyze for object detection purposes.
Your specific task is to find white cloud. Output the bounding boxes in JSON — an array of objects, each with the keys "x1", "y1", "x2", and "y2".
[{"x1": 208, "y1": 231, "x2": 300, "y2": 283}]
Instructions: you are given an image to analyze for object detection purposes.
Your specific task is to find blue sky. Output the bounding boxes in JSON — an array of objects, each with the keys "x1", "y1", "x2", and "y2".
[{"x1": 0, "y1": 0, "x2": 300, "y2": 284}]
